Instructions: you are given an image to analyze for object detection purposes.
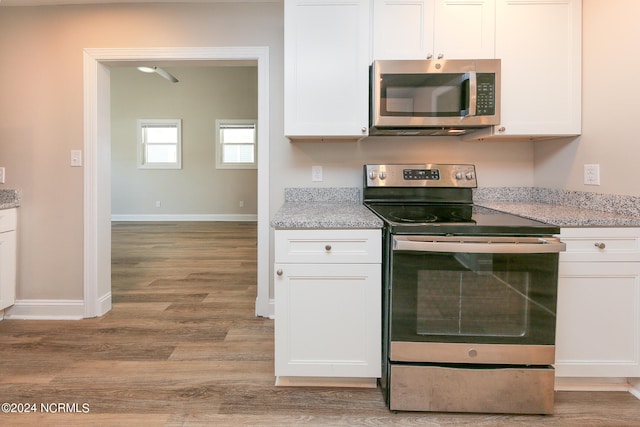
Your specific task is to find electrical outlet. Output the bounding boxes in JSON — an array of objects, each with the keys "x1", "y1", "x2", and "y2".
[
  {"x1": 239, "y1": 200, "x2": 244, "y2": 208},
  {"x1": 155, "y1": 201, "x2": 161, "y2": 208},
  {"x1": 584, "y1": 164, "x2": 601, "y2": 186},
  {"x1": 0, "y1": 167, "x2": 5, "y2": 184},
  {"x1": 311, "y1": 165, "x2": 323, "y2": 182}
]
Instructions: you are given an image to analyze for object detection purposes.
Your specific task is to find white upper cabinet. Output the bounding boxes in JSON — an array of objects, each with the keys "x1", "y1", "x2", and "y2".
[
  {"x1": 284, "y1": 0, "x2": 370, "y2": 141},
  {"x1": 373, "y1": 0, "x2": 495, "y2": 60},
  {"x1": 467, "y1": 0, "x2": 582, "y2": 141}
]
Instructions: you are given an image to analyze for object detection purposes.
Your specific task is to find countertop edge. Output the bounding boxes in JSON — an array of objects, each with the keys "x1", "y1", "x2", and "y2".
[{"x1": 271, "y1": 202, "x2": 384, "y2": 230}]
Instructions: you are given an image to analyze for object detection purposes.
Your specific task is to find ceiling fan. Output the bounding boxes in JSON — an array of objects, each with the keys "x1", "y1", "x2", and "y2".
[{"x1": 137, "y1": 66, "x2": 179, "y2": 83}]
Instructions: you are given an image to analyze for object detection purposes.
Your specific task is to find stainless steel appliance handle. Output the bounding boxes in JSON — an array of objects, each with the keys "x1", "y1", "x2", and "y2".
[
  {"x1": 463, "y1": 72, "x2": 477, "y2": 117},
  {"x1": 393, "y1": 235, "x2": 566, "y2": 254}
]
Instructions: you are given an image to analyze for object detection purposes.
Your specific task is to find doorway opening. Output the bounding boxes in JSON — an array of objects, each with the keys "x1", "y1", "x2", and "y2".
[{"x1": 83, "y1": 47, "x2": 271, "y2": 319}]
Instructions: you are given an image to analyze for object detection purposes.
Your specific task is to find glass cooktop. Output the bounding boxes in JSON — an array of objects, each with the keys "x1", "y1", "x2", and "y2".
[{"x1": 365, "y1": 203, "x2": 559, "y2": 235}]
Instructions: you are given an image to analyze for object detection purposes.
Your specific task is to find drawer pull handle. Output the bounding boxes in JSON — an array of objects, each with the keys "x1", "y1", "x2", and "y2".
[
  {"x1": 325, "y1": 244, "x2": 332, "y2": 251},
  {"x1": 276, "y1": 269, "x2": 283, "y2": 276},
  {"x1": 594, "y1": 242, "x2": 606, "y2": 249}
]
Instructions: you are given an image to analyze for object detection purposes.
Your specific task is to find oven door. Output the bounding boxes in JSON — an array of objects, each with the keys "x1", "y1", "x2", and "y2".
[{"x1": 389, "y1": 235, "x2": 565, "y2": 365}]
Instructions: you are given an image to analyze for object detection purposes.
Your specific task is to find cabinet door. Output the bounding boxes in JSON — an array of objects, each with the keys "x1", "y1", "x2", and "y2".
[
  {"x1": 373, "y1": 0, "x2": 494, "y2": 60},
  {"x1": 373, "y1": 0, "x2": 435, "y2": 60},
  {"x1": 493, "y1": 0, "x2": 581, "y2": 138},
  {"x1": 0, "y1": 230, "x2": 17, "y2": 311},
  {"x1": 433, "y1": 0, "x2": 495, "y2": 59},
  {"x1": 275, "y1": 263, "x2": 381, "y2": 378},
  {"x1": 284, "y1": 0, "x2": 370, "y2": 141},
  {"x1": 555, "y1": 261, "x2": 640, "y2": 377}
]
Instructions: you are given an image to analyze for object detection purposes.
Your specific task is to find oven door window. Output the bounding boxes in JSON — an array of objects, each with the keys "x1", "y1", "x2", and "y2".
[{"x1": 391, "y1": 250, "x2": 558, "y2": 345}]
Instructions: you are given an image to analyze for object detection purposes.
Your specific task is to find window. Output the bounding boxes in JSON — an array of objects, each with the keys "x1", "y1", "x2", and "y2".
[
  {"x1": 216, "y1": 120, "x2": 257, "y2": 169},
  {"x1": 137, "y1": 119, "x2": 182, "y2": 169}
]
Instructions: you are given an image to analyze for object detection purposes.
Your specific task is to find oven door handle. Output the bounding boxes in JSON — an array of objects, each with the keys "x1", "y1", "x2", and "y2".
[{"x1": 393, "y1": 235, "x2": 566, "y2": 254}]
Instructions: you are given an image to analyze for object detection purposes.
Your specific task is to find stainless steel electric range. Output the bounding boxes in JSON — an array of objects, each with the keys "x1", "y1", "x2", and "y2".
[{"x1": 363, "y1": 164, "x2": 565, "y2": 415}]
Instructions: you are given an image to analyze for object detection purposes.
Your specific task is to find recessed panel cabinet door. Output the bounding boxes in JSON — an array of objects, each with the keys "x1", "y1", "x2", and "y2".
[
  {"x1": 284, "y1": 0, "x2": 370, "y2": 140},
  {"x1": 274, "y1": 263, "x2": 381, "y2": 378},
  {"x1": 555, "y1": 261, "x2": 640, "y2": 377},
  {"x1": 373, "y1": 0, "x2": 495, "y2": 60},
  {"x1": 0, "y1": 230, "x2": 17, "y2": 311},
  {"x1": 494, "y1": 0, "x2": 581, "y2": 137}
]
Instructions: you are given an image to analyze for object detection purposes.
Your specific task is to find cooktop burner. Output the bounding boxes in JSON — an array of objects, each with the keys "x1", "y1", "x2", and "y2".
[{"x1": 367, "y1": 203, "x2": 474, "y2": 225}]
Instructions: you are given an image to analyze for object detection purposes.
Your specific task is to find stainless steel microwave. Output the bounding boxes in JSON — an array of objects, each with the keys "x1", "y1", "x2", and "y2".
[{"x1": 369, "y1": 59, "x2": 501, "y2": 136}]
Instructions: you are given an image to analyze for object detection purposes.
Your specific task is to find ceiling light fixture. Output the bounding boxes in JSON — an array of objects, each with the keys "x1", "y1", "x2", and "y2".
[{"x1": 136, "y1": 66, "x2": 179, "y2": 83}]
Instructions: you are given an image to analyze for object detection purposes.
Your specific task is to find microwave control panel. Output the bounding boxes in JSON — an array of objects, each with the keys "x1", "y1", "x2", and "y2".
[{"x1": 476, "y1": 74, "x2": 496, "y2": 116}]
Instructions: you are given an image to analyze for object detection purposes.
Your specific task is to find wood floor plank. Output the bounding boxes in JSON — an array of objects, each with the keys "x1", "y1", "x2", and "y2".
[{"x1": 1, "y1": 221, "x2": 639, "y2": 426}]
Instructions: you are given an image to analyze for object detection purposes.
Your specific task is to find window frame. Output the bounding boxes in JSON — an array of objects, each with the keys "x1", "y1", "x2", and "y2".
[
  {"x1": 215, "y1": 119, "x2": 258, "y2": 170},
  {"x1": 137, "y1": 118, "x2": 182, "y2": 170}
]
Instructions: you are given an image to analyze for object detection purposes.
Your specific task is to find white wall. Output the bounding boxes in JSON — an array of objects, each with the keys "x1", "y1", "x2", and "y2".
[
  {"x1": 0, "y1": 3, "x2": 284, "y2": 301},
  {"x1": 111, "y1": 66, "x2": 258, "y2": 218},
  {"x1": 534, "y1": 0, "x2": 640, "y2": 197}
]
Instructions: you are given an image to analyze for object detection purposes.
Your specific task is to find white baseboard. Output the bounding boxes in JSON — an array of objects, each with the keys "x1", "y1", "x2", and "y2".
[
  {"x1": 629, "y1": 378, "x2": 640, "y2": 399},
  {"x1": 4, "y1": 299, "x2": 85, "y2": 320},
  {"x1": 95, "y1": 292, "x2": 112, "y2": 318},
  {"x1": 111, "y1": 214, "x2": 258, "y2": 222}
]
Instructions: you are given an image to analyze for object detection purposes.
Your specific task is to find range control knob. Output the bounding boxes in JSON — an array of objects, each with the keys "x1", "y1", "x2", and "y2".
[
  {"x1": 368, "y1": 170, "x2": 377, "y2": 180},
  {"x1": 455, "y1": 172, "x2": 464, "y2": 180},
  {"x1": 379, "y1": 171, "x2": 387, "y2": 180},
  {"x1": 465, "y1": 172, "x2": 475, "y2": 180}
]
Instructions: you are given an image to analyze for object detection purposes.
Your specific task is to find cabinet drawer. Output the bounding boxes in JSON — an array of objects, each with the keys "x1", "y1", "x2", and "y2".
[
  {"x1": 0, "y1": 208, "x2": 17, "y2": 233},
  {"x1": 559, "y1": 227, "x2": 640, "y2": 262},
  {"x1": 275, "y1": 229, "x2": 381, "y2": 264}
]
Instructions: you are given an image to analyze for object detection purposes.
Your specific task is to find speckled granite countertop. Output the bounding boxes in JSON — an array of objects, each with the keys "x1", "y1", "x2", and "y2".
[
  {"x1": 272, "y1": 187, "x2": 640, "y2": 229},
  {"x1": 475, "y1": 187, "x2": 640, "y2": 227},
  {"x1": 0, "y1": 189, "x2": 20, "y2": 210},
  {"x1": 271, "y1": 187, "x2": 383, "y2": 230}
]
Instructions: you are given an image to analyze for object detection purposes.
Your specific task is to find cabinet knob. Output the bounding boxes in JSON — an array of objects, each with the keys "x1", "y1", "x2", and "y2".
[
  {"x1": 361, "y1": 127, "x2": 367, "y2": 133},
  {"x1": 426, "y1": 53, "x2": 433, "y2": 59},
  {"x1": 437, "y1": 53, "x2": 444, "y2": 59},
  {"x1": 498, "y1": 126, "x2": 506, "y2": 133},
  {"x1": 594, "y1": 242, "x2": 606, "y2": 249},
  {"x1": 325, "y1": 244, "x2": 332, "y2": 251},
  {"x1": 276, "y1": 269, "x2": 283, "y2": 276}
]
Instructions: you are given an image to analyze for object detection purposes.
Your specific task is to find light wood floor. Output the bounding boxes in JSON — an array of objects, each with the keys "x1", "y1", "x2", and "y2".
[{"x1": 1, "y1": 221, "x2": 639, "y2": 426}]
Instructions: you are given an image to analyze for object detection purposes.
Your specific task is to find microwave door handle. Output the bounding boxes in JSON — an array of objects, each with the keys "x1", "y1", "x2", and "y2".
[
  {"x1": 393, "y1": 236, "x2": 566, "y2": 254},
  {"x1": 463, "y1": 71, "x2": 477, "y2": 117}
]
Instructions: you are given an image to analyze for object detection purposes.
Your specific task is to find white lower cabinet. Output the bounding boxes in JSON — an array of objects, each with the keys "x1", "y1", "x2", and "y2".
[
  {"x1": 274, "y1": 229, "x2": 381, "y2": 384},
  {"x1": 555, "y1": 227, "x2": 640, "y2": 377},
  {"x1": 0, "y1": 208, "x2": 17, "y2": 311}
]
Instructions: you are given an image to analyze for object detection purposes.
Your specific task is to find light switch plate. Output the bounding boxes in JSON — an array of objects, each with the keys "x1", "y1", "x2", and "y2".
[{"x1": 71, "y1": 150, "x2": 82, "y2": 167}]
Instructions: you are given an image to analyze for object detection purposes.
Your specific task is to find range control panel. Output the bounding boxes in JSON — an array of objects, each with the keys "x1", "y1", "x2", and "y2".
[{"x1": 365, "y1": 164, "x2": 477, "y2": 188}]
